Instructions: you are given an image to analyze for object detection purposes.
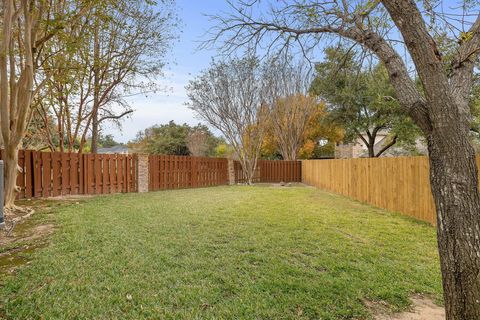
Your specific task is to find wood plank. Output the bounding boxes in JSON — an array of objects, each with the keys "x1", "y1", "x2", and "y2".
[
  {"x1": 102, "y1": 155, "x2": 109, "y2": 194},
  {"x1": 109, "y1": 154, "x2": 116, "y2": 194},
  {"x1": 95, "y1": 155, "x2": 102, "y2": 194},
  {"x1": 52, "y1": 152, "x2": 61, "y2": 196},
  {"x1": 24, "y1": 150, "x2": 34, "y2": 198},
  {"x1": 126, "y1": 155, "x2": 131, "y2": 193},
  {"x1": 41, "y1": 152, "x2": 51, "y2": 198},
  {"x1": 70, "y1": 153, "x2": 78, "y2": 195},
  {"x1": 16, "y1": 150, "x2": 26, "y2": 199}
]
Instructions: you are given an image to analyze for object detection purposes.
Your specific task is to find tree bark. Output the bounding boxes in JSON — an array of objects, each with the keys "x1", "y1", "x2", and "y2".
[
  {"x1": 378, "y1": 2, "x2": 480, "y2": 316},
  {"x1": 91, "y1": 114, "x2": 99, "y2": 154},
  {"x1": 90, "y1": 22, "x2": 101, "y2": 155},
  {"x1": 426, "y1": 103, "x2": 480, "y2": 319},
  {"x1": 3, "y1": 144, "x2": 19, "y2": 208},
  {"x1": 239, "y1": 156, "x2": 257, "y2": 185},
  {"x1": 358, "y1": 130, "x2": 377, "y2": 158},
  {"x1": 367, "y1": 143, "x2": 375, "y2": 158},
  {"x1": 376, "y1": 135, "x2": 398, "y2": 158}
]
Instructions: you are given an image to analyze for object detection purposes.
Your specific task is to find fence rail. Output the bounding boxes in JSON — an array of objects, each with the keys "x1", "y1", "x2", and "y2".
[
  {"x1": 148, "y1": 155, "x2": 228, "y2": 191},
  {"x1": 302, "y1": 156, "x2": 480, "y2": 225},
  {"x1": 234, "y1": 160, "x2": 302, "y2": 183}
]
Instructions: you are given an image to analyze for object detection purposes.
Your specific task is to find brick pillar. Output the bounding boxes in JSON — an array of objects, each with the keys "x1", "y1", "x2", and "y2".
[
  {"x1": 136, "y1": 154, "x2": 149, "y2": 193},
  {"x1": 227, "y1": 159, "x2": 235, "y2": 185}
]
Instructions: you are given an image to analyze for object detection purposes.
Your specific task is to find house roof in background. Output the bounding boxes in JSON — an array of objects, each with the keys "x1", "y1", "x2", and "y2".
[{"x1": 97, "y1": 145, "x2": 129, "y2": 154}]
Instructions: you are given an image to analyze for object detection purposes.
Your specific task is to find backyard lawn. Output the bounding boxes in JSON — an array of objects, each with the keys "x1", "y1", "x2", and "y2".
[{"x1": 0, "y1": 185, "x2": 442, "y2": 319}]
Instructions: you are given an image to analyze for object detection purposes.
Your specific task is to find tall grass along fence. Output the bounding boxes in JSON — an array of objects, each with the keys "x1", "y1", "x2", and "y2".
[
  {"x1": 148, "y1": 156, "x2": 228, "y2": 191},
  {"x1": 234, "y1": 160, "x2": 302, "y2": 183},
  {"x1": 302, "y1": 156, "x2": 480, "y2": 225},
  {"x1": 0, "y1": 150, "x2": 301, "y2": 200},
  {"x1": 0, "y1": 150, "x2": 137, "y2": 199}
]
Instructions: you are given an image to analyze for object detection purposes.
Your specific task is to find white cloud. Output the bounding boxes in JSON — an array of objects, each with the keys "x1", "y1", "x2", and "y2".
[{"x1": 102, "y1": 73, "x2": 206, "y2": 143}]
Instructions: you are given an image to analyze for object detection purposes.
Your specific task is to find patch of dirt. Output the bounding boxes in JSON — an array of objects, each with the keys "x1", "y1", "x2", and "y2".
[
  {"x1": 3, "y1": 205, "x2": 35, "y2": 225},
  {"x1": 48, "y1": 194, "x2": 94, "y2": 201},
  {"x1": 0, "y1": 199, "x2": 75, "y2": 275},
  {"x1": 0, "y1": 223, "x2": 54, "y2": 247},
  {"x1": 0, "y1": 220, "x2": 53, "y2": 275},
  {"x1": 20, "y1": 224, "x2": 54, "y2": 241},
  {"x1": 2, "y1": 203, "x2": 52, "y2": 244},
  {"x1": 367, "y1": 296, "x2": 445, "y2": 320}
]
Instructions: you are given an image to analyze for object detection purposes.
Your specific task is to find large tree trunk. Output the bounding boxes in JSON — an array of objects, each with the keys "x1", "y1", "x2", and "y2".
[
  {"x1": 281, "y1": 148, "x2": 296, "y2": 161},
  {"x1": 359, "y1": 130, "x2": 377, "y2": 158},
  {"x1": 3, "y1": 144, "x2": 19, "y2": 209},
  {"x1": 427, "y1": 104, "x2": 480, "y2": 319},
  {"x1": 367, "y1": 144, "x2": 375, "y2": 158},
  {"x1": 238, "y1": 156, "x2": 258, "y2": 185},
  {"x1": 91, "y1": 114, "x2": 99, "y2": 154},
  {"x1": 90, "y1": 21, "x2": 100, "y2": 155}
]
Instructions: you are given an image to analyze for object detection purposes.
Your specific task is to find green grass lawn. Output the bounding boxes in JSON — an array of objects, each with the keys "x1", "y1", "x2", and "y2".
[{"x1": 0, "y1": 186, "x2": 442, "y2": 319}]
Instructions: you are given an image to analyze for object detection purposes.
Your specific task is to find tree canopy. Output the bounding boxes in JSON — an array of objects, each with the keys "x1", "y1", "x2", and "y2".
[
  {"x1": 261, "y1": 96, "x2": 343, "y2": 159},
  {"x1": 129, "y1": 121, "x2": 223, "y2": 157},
  {"x1": 186, "y1": 57, "x2": 269, "y2": 184},
  {"x1": 309, "y1": 46, "x2": 420, "y2": 157}
]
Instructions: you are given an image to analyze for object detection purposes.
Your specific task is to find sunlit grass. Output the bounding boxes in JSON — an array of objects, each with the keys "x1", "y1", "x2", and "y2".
[{"x1": 0, "y1": 186, "x2": 442, "y2": 319}]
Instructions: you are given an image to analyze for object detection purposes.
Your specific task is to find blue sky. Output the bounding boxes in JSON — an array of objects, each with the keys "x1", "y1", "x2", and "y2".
[
  {"x1": 104, "y1": 0, "x2": 472, "y2": 143},
  {"x1": 104, "y1": 0, "x2": 232, "y2": 143}
]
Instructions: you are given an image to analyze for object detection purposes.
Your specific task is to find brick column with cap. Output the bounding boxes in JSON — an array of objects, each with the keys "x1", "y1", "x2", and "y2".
[
  {"x1": 136, "y1": 154, "x2": 149, "y2": 193},
  {"x1": 227, "y1": 159, "x2": 235, "y2": 185}
]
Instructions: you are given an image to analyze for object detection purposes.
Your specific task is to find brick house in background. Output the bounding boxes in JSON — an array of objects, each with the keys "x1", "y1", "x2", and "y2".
[{"x1": 334, "y1": 130, "x2": 427, "y2": 158}]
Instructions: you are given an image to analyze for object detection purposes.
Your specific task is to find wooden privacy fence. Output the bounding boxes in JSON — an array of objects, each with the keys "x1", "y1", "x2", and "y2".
[
  {"x1": 234, "y1": 160, "x2": 302, "y2": 183},
  {"x1": 83, "y1": 153, "x2": 137, "y2": 195},
  {"x1": 302, "y1": 156, "x2": 480, "y2": 225},
  {"x1": 1, "y1": 149, "x2": 302, "y2": 199},
  {"x1": 148, "y1": 155, "x2": 228, "y2": 191},
  {"x1": 234, "y1": 161, "x2": 259, "y2": 183},
  {"x1": 0, "y1": 150, "x2": 137, "y2": 199}
]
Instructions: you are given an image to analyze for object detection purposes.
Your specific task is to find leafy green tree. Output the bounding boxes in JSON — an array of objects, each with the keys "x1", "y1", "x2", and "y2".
[
  {"x1": 310, "y1": 47, "x2": 420, "y2": 157},
  {"x1": 36, "y1": 0, "x2": 178, "y2": 154},
  {"x1": 129, "y1": 121, "x2": 222, "y2": 156},
  {"x1": 214, "y1": 143, "x2": 235, "y2": 158},
  {"x1": 186, "y1": 124, "x2": 224, "y2": 157},
  {"x1": 98, "y1": 134, "x2": 122, "y2": 148},
  {"x1": 0, "y1": 0, "x2": 99, "y2": 210}
]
